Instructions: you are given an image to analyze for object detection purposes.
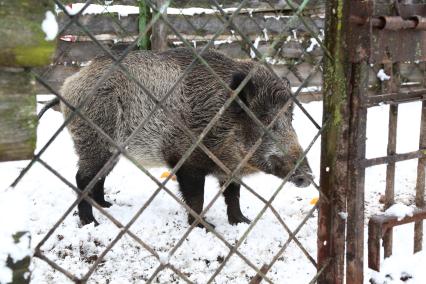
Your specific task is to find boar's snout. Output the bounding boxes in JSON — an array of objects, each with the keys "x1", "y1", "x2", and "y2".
[
  {"x1": 268, "y1": 154, "x2": 313, "y2": 187},
  {"x1": 289, "y1": 161, "x2": 313, "y2": 188}
]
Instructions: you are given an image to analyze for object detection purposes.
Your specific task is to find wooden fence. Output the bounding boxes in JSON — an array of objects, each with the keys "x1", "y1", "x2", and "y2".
[
  {"x1": 37, "y1": 1, "x2": 426, "y2": 103},
  {"x1": 36, "y1": 0, "x2": 325, "y2": 102}
]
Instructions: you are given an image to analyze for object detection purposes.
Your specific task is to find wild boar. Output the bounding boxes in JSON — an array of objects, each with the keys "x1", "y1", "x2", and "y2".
[{"x1": 54, "y1": 48, "x2": 312, "y2": 227}]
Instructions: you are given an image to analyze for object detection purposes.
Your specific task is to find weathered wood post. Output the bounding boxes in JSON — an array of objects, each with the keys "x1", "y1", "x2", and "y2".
[
  {"x1": 151, "y1": 0, "x2": 169, "y2": 51},
  {"x1": 0, "y1": 0, "x2": 57, "y2": 161},
  {"x1": 319, "y1": 1, "x2": 371, "y2": 283},
  {"x1": 0, "y1": 1, "x2": 57, "y2": 282},
  {"x1": 317, "y1": 0, "x2": 350, "y2": 283}
]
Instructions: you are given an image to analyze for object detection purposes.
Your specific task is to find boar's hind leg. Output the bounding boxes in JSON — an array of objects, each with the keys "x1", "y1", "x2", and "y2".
[
  {"x1": 221, "y1": 181, "x2": 251, "y2": 225},
  {"x1": 76, "y1": 152, "x2": 116, "y2": 226},
  {"x1": 175, "y1": 167, "x2": 215, "y2": 229}
]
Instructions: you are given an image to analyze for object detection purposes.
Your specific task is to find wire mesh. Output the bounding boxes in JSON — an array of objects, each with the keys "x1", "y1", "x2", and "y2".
[{"x1": 9, "y1": 0, "x2": 331, "y2": 282}]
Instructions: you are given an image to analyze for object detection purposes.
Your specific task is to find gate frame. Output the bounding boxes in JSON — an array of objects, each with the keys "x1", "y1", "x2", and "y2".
[{"x1": 319, "y1": 1, "x2": 426, "y2": 283}]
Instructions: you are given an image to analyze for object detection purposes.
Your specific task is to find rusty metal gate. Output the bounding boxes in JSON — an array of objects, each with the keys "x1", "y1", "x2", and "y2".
[
  {"x1": 319, "y1": 1, "x2": 426, "y2": 283},
  {"x1": 4, "y1": 0, "x2": 426, "y2": 283}
]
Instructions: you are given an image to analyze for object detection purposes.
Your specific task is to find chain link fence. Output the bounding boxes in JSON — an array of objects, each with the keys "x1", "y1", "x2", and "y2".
[{"x1": 8, "y1": 0, "x2": 332, "y2": 282}]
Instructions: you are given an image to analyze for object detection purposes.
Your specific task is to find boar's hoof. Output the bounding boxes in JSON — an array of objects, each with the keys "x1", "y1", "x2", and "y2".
[
  {"x1": 189, "y1": 216, "x2": 216, "y2": 230},
  {"x1": 79, "y1": 213, "x2": 99, "y2": 227},
  {"x1": 97, "y1": 200, "x2": 112, "y2": 208},
  {"x1": 228, "y1": 214, "x2": 251, "y2": 225}
]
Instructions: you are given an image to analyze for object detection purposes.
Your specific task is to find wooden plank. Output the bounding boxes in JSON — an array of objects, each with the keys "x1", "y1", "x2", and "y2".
[
  {"x1": 346, "y1": 62, "x2": 368, "y2": 284},
  {"x1": 414, "y1": 62, "x2": 426, "y2": 253},
  {"x1": 57, "y1": 13, "x2": 139, "y2": 36},
  {"x1": 167, "y1": 13, "x2": 324, "y2": 37},
  {"x1": 34, "y1": 65, "x2": 81, "y2": 93},
  {"x1": 61, "y1": 0, "x2": 325, "y2": 10},
  {"x1": 383, "y1": 63, "x2": 400, "y2": 258},
  {"x1": 151, "y1": 0, "x2": 169, "y2": 51},
  {"x1": 53, "y1": 40, "x2": 136, "y2": 65},
  {"x1": 0, "y1": 69, "x2": 37, "y2": 161},
  {"x1": 57, "y1": 12, "x2": 324, "y2": 37},
  {"x1": 52, "y1": 37, "x2": 322, "y2": 62},
  {"x1": 369, "y1": 209, "x2": 426, "y2": 271},
  {"x1": 34, "y1": 60, "x2": 323, "y2": 94}
]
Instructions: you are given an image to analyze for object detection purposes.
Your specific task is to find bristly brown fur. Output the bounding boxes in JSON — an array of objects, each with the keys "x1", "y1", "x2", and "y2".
[{"x1": 60, "y1": 47, "x2": 312, "y2": 227}]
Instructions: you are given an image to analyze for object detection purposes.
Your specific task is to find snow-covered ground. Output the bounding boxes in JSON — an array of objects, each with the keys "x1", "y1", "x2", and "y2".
[{"x1": 0, "y1": 99, "x2": 425, "y2": 283}]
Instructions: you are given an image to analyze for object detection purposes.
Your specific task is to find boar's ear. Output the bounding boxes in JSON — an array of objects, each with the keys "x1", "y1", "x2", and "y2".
[{"x1": 229, "y1": 72, "x2": 255, "y2": 114}]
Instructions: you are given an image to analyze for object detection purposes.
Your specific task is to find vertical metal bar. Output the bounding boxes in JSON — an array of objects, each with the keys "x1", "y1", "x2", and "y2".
[
  {"x1": 346, "y1": 61, "x2": 368, "y2": 284},
  {"x1": 318, "y1": 0, "x2": 349, "y2": 283},
  {"x1": 414, "y1": 62, "x2": 426, "y2": 253},
  {"x1": 383, "y1": 63, "x2": 400, "y2": 258},
  {"x1": 138, "y1": 0, "x2": 151, "y2": 49},
  {"x1": 151, "y1": 0, "x2": 169, "y2": 51}
]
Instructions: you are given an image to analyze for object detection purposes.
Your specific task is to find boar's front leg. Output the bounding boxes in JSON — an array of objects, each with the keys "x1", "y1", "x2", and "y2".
[
  {"x1": 221, "y1": 181, "x2": 251, "y2": 225},
  {"x1": 175, "y1": 167, "x2": 215, "y2": 229}
]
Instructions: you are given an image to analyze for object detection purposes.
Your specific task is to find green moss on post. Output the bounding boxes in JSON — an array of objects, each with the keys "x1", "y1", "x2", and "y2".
[
  {"x1": 0, "y1": 69, "x2": 37, "y2": 161},
  {"x1": 317, "y1": 1, "x2": 350, "y2": 284},
  {"x1": 138, "y1": 0, "x2": 152, "y2": 50},
  {"x1": 0, "y1": 0, "x2": 56, "y2": 161},
  {"x1": 0, "y1": 0, "x2": 57, "y2": 67}
]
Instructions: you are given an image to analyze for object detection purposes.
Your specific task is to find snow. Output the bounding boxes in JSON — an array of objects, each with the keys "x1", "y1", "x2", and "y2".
[
  {"x1": 291, "y1": 86, "x2": 321, "y2": 93},
  {"x1": 0, "y1": 190, "x2": 31, "y2": 283},
  {"x1": 306, "y1": 38, "x2": 319, "y2": 53},
  {"x1": 59, "y1": 4, "x2": 139, "y2": 16},
  {"x1": 58, "y1": 3, "x2": 255, "y2": 17},
  {"x1": 0, "y1": 98, "x2": 425, "y2": 283},
  {"x1": 377, "y1": 69, "x2": 391, "y2": 81},
  {"x1": 41, "y1": 11, "x2": 58, "y2": 41},
  {"x1": 338, "y1": 212, "x2": 348, "y2": 220},
  {"x1": 370, "y1": 225, "x2": 426, "y2": 284},
  {"x1": 250, "y1": 37, "x2": 261, "y2": 59},
  {"x1": 384, "y1": 203, "x2": 414, "y2": 221}
]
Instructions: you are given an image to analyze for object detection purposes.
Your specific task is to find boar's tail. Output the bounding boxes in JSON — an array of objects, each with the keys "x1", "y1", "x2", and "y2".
[{"x1": 37, "y1": 97, "x2": 60, "y2": 119}]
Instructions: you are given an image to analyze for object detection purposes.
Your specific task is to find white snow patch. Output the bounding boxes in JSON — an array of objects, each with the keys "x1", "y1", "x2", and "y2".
[
  {"x1": 370, "y1": 249, "x2": 426, "y2": 284},
  {"x1": 0, "y1": 190, "x2": 31, "y2": 284},
  {"x1": 377, "y1": 69, "x2": 391, "y2": 81},
  {"x1": 291, "y1": 86, "x2": 321, "y2": 93},
  {"x1": 41, "y1": 11, "x2": 58, "y2": 41},
  {"x1": 60, "y1": 4, "x2": 139, "y2": 16},
  {"x1": 1, "y1": 98, "x2": 425, "y2": 282},
  {"x1": 213, "y1": 37, "x2": 233, "y2": 45},
  {"x1": 306, "y1": 38, "x2": 319, "y2": 53},
  {"x1": 59, "y1": 4, "x2": 254, "y2": 16},
  {"x1": 292, "y1": 29, "x2": 298, "y2": 41},
  {"x1": 262, "y1": 28, "x2": 269, "y2": 41},
  {"x1": 158, "y1": 252, "x2": 170, "y2": 265},
  {"x1": 338, "y1": 212, "x2": 348, "y2": 220},
  {"x1": 250, "y1": 37, "x2": 261, "y2": 59},
  {"x1": 263, "y1": 15, "x2": 292, "y2": 20},
  {"x1": 384, "y1": 203, "x2": 414, "y2": 221}
]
